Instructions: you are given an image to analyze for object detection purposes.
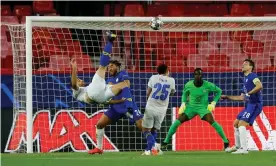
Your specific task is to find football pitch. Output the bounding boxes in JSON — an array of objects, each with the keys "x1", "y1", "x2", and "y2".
[{"x1": 2, "y1": 151, "x2": 276, "y2": 166}]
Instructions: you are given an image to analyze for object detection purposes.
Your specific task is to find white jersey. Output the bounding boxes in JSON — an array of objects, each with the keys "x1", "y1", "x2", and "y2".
[{"x1": 146, "y1": 74, "x2": 176, "y2": 112}]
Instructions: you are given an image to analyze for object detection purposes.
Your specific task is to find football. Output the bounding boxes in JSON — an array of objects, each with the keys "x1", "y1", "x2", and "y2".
[{"x1": 150, "y1": 17, "x2": 163, "y2": 30}]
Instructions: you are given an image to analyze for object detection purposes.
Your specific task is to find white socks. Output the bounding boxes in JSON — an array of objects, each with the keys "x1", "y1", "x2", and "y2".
[
  {"x1": 238, "y1": 126, "x2": 247, "y2": 150},
  {"x1": 234, "y1": 127, "x2": 241, "y2": 148},
  {"x1": 96, "y1": 128, "x2": 104, "y2": 150}
]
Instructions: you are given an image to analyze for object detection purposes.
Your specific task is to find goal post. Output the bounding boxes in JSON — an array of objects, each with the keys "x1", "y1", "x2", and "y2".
[{"x1": 5, "y1": 16, "x2": 276, "y2": 153}]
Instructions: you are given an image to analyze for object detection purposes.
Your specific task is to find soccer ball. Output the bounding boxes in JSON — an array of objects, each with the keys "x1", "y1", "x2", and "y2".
[{"x1": 150, "y1": 17, "x2": 163, "y2": 30}]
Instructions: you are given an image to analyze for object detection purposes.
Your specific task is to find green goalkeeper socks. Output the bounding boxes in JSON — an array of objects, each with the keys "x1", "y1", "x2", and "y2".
[
  {"x1": 212, "y1": 122, "x2": 229, "y2": 143},
  {"x1": 164, "y1": 119, "x2": 182, "y2": 143}
]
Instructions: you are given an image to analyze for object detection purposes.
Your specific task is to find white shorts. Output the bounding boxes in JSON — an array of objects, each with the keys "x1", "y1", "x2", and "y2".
[
  {"x1": 142, "y1": 107, "x2": 166, "y2": 130},
  {"x1": 87, "y1": 73, "x2": 114, "y2": 103}
]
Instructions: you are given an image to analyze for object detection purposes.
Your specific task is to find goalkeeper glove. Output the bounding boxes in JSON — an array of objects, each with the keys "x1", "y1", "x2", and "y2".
[
  {"x1": 178, "y1": 103, "x2": 186, "y2": 115},
  {"x1": 207, "y1": 101, "x2": 216, "y2": 112}
]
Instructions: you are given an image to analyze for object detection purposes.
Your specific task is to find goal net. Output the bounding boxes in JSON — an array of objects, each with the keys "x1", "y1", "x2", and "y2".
[{"x1": 4, "y1": 17, "x2": 276, "y2": 153}]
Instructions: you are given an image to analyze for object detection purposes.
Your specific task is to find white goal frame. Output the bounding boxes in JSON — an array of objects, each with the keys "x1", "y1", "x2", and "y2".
[{"x1": 25, "y1": 16, "x2": 276, "y2": 153}]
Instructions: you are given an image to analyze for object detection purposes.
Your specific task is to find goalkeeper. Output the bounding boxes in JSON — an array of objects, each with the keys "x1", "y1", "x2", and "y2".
[{"x1": 162, "y1": 68, "x2": 230, "y2": 151}]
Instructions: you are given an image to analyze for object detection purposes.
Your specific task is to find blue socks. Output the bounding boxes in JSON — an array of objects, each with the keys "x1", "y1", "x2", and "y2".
[
  {"x1": 100, "y1": 41, "x2": 112, "y2": 67},
  {"x1": 151, "y1": 130, "x2": 157, "y2": 142},
  {"x1": 143, "y1": 131, "x2": 155, "y2": 151},
  {"x1": 121, "y1": 87, "x2": 133, "y2": 109}
]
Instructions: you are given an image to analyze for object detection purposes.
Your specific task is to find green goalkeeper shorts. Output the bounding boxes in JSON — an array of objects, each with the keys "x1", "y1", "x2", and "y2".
[{"x1": 183, "y1": 106, "x2": 210, "y2": 119}]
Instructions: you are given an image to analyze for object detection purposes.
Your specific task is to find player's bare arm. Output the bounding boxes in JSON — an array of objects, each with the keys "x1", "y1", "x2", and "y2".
[
  {"x1": 221, "y1": 94, "x2": 245, "y2": 101},
  {"x1": 71, "y1": 58, "x2": 78, "y2": 90}
]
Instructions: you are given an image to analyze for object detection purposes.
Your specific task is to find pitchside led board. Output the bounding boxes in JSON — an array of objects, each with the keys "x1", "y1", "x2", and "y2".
[{"x1": 2, "y1": 73, "x2": 276, "y2": 152}]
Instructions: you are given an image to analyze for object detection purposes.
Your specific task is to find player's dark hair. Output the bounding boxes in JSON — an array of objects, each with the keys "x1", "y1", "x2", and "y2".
[
  {"x1": 244, "y1": 59, "x2": 255, "y2": 71},
  {"x1": 157, "y1": 64, "x2": 168, "y2": 74},
  {"x1": 109, "y1": 60, "x2": 121, "y2": 68},
  {"x1": 194, "y1": 68, "x2": 203, "y2": 74}
]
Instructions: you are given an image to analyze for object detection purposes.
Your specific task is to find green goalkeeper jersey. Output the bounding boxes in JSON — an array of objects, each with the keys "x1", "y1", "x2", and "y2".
[{"x1": 181, "y1": 80, "x2": 222, "y2": 108}]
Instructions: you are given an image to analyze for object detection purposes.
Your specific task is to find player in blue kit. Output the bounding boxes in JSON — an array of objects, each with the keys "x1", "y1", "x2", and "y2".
[
  {"x1": 222, "y1": 59, "x2": 263, "y2": 154},
  {"x1": 88, "y1": 60, "x2": 143, "y2": 154}
]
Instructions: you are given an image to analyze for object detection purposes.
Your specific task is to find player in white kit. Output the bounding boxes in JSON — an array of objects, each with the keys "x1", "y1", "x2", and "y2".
[
  {"x1": 71, "y1": 32, "x2": 133, "y2": 108},
  {"x1": 142, "y1": 64, "x2": 176, "y2": 155}
]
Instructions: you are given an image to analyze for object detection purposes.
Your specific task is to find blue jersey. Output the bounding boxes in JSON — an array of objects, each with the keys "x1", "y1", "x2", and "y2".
[
  {"x1": 106, "y1": 70, "x2": 134, "y2": 110},
  {"x1": 243, "y1": 72, "x2": 262, "y2": 104}
]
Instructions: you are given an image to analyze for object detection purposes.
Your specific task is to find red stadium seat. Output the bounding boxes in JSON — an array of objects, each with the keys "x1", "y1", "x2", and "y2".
[
  {"x1": 146, "y1": 3, "x2": 168, "y2": 16},
  {"x1": 229, "y1": 53, "x2": 247, "y2": 69},
  {"x1": 251, "y1": 56, "x2": 271, "y2": 69},
  {"x1": 72, "y1": 54, "x2": 93, "y2": 70},
  {"x1": 188, "y1": 32, "x2": 208, "y2": 43},
  {"x1": 114, "y1": 4, "x2": 123, "y2": 16},
  {"x1": 124, "y1": 4, "x2": 144, "y2": 16},
  {"x1": 198, "y1": 41, "x2": 219, "y2": 56},
  {"x1": 123, "y1": 31, "x2": 142, "y2": 46},
  {"x1": 253, "y1": 30, "x2": 275, "y2": 41},
  {"x1": 1, "y1": 16, "x2": 19, "y2": 24},
  {"x1": 167, "y1": 32, "x2": 187, "y2": 42},
  {"x1": 104, "y1": 4, "x2": 110, "y2": 16},
  {"x1": 167, "y1": 4, "x2": 185, "y2": 16},
  {"x1": 49, "y1": 55, "x2": 71, "y2": 70},
  {"x1": 1, "y1": 39, "x2": 9, "y2": 58},
  {"x1": 55, "y1": 28, "x2": 72, "y2": 40},
  {"x1": 264, "y1": 40, "x2": 276, "y2": 55},
  {"x1": 220, "y1": 41, "x2": 241, "y2": 55},
  {"x1": 209, "y1": 31, "x2": 230, "y2": 43},
  {"x1": 3, "y1": 55, "x2": 13, "y2": 69},
  {"x1": 183, "y1": 4, "x2": 208, "y2": 16},
  {"x1": 230, "y1": 4, "x2": 251, "y2": 16},
  {"x1": 208, "y1": 4, "x2": 228, "y2": 16},
  {"x1": 156, "y1": 43, "x2": 175, "y2": 59},
  {"x1": 1, "y1": 5, "x2": 12, "y2": 16},
  {"x1": 176, "y1": 41, "x2": 197, "y2": 58},
  {"x1": 66, "y1": 40, "x2": 83, "y2": 56},
  {"x1": 14, "y1": 5, "x2": 32, "y2": 16},
  {"x1": 33, "y1": 0, "x2": 56, "y2": 15},
  {"x1": 187, "y1": 54, "x2": 208, "y2": 68},
  {"x1": 208, "y1": 54, "x2": 228, "y2": 67},
  {"x1": 243, "y1": 40, "x2": 264, "y2": 54},
  {"x1": 252, "y1": 4, "x2": 270, "y2": 16},
  {"x1": 231, "y1": 31, "x2": 252, "y2": 42}
]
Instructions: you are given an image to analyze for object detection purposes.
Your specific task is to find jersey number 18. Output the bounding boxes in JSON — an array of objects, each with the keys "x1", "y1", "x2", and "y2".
[{"x1": 152, "y1": 83, "x2": 170, "y2": 101}]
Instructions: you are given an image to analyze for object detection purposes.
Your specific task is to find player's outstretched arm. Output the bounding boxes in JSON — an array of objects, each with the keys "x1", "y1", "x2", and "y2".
[
  {"x1": 71, "y1": 58, "x2": 78, "y2": 90},
  {"x1": 221, "y1": 94, "x2": 245, "y2": 101}
]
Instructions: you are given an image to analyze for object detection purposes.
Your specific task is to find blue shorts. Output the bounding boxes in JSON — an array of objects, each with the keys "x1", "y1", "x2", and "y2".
[
  {"x1": 237, "y1": 103, "x2": 263, "y2": 125},
  {"x1": 104, "y1": 107, "x2": 143, "y2": 125}
]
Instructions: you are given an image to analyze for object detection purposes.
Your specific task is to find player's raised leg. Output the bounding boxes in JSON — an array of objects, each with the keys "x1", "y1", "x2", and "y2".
[
  {"x1": 96, "y1": 31, "x2": 117, "y2": 79},
  {"x1": 201, "y1": 113, "x2": 230, "y2": 150}
]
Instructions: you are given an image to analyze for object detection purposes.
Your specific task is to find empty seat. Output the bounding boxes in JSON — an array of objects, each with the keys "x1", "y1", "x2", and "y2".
[
  {"x1": 229, "y1": 53, "x2": 247, "y2": 69},
  {"x1": 65, "y1": 40, "x2": 83, "y2": 55},
  {"x1": 1, "y1": 16, "x2": 19, "y2": 24},
  {"x1": 209, "y1": 31, "x2": 230, "y2": 43},
  {"x1": 167, "y1": 4, "x2": 185, "y2": 16},
  {"x1": 167, "y1": 32, "x2": 187, "y2": 42},
  {"x1": 1, "y1": 39, "x2": 9, "y2": 58},
  {"x1": 252, "y1": 4, "x2": 269, "y2": 16},
  {"x1": 231, "y1": 31, "x2": 252, "y2": 42},
  {"x1": 124, "y1": 4, "x2": 144, "y2": 16},
  {"x1": 146, "y1": 4, "x2": 168, "y2": 16},
  {"x1": 72, "y1": 54, "x2": 93, "y2": 70},
  {"x1": 55, "y1": 28, "x2": 72, "y2": 40},
  {"x1": 251, "y1": 56, "x2": 271, "y2": 69},
  {"x1": 188, "y1": 32, "x2": 208, "y2": 43},
  {"x1": 123, "y1": 31, "x2": 142, "y2": 46},
  {"x1": 220, "y1": 41, "x2": 241, "y2": 55},
  {"x1": 243, "y1": 40, "x2": 264, "y2": 54},
  {"x1": 253, "y1": 30, "x2": 275, "y2": 41},
  {"x1": 33, "y1": 0, "x2": 56, "y2": 15},
  {"x1": 230, "y1": 4, "x2": 251, "y2": 16},
  {"x1": 176, "y1": 41, "x2": 197, "y2": 58},
  {"x1": 14, "y1": 5, "x2": 32, "y2": 16},
  {"x1": 3, "y1": 55, "x2": 13, "y2": 69},
  {"x1": 1, "y1": 5, "x2": 12, "y2": 16},
  {"x1": 208, "y1": 54, "x2": 228, "y2": 67},
  {"x1": 198, "y1": 41, "x2": 219, "y2": 56},
  {"x1": 144, "y1": 31, "x2": 164, "y2": 44},
  {"x1": 264, "y1": 41, "x2": 276, "y2": 55},
  {"x1": 187, "y1": 54, "x2": 208, "y2": 68},
  {"x1": 208, "y1": 4, "x2": 228, "y2": 16},
  {"x1": 183, "y1": 4, "x2": 208, "y2": 16},
  {"x1": 49, "y1": 55, "x2": 70, "y2": 70}
]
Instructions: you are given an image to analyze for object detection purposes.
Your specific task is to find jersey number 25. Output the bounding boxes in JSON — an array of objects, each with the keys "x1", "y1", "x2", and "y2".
[{"x1": 152, "y1": 83, "x2": 170, "y2": 101}]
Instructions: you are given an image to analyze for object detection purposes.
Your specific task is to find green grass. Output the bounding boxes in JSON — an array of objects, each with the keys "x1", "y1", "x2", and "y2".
[{"x1": 2, "y1": 151, "x2": 276, "y2": 166}]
